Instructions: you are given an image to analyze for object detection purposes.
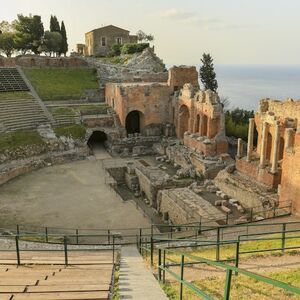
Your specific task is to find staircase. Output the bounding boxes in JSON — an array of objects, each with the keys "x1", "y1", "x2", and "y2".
[
  {"x1": 0, "y1": 250, "x2": 114, "y2": 299},
  {"x1": 0, "y1": 98, "x2": 51, "y2": 132},
  {"x1": 0, "y1": 68, "x2": 29, "y2": 92}
]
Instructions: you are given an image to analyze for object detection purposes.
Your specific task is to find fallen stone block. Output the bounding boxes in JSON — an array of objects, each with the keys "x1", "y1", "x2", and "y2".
[
  {"x1": 215, "y1": 200, "x2": 222, "y2": 206},
  {"x1": 229, "y1": 198, "x2": 239, "y2": 205},
  {"x1": 221, "y1": 200, "x2": 229, "y2": 207},
  {"x1": 221, "y1": 205, "x2": 231, "y2": 213}
]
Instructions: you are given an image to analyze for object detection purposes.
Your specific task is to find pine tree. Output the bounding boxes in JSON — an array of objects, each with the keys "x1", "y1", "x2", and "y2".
[
  {"x1": 199, "y1": 53, "x2": 218, "y2": 92},
  {"x1": 60, "y1": 21, "x2": 68, "y2": 56}
]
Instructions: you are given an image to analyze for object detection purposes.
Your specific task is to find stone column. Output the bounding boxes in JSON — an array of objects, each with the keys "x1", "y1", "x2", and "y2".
[
  {"x1": 271, "y1": 123, "x2": 280, "y2": 174},
  {"x1": 237, "y1": 138, "x2": 243, "y2": 158},
  {"x1": 259, "y1": 122, "x2": 268, "y2": 168},
  {"x1": 285, "y1": 128, "x2": 294, "y2": 149},
  {"x1": 199, "y1": 114, "x2": 203, "y2": 136},
  {"x1": 246, "y1": 118, "x2": 255, "y2": 162}
]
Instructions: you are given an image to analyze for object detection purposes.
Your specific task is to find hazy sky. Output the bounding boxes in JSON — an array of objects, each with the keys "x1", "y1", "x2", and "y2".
[{"x1": 2, "y1": 0, "x2": 300, "y2": 65}]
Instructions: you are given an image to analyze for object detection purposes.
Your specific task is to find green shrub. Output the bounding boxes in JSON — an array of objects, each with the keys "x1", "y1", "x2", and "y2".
[
  {"x1": 120, "y1": 43, "x2": 149, "y2": 55},
  {"x1": 110, "y1": 44, "x2": 122, "y2": 56},
  {"x1": 54, "y1": 124, "x2": 86, "y2": 140}
]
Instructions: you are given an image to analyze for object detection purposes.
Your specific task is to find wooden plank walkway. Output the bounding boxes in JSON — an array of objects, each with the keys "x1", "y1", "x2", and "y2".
[{"x1": 119, "y1": 246, "x2": 168, "y2": 300}]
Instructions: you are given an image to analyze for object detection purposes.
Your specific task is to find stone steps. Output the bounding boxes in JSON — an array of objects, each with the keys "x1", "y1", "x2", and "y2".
[
  {"x1": 0, "y1": 68, "x2": 30, "y2": 92},
  {"x1": 0, "y1": 97, "x2": 51, "y2": 132}
]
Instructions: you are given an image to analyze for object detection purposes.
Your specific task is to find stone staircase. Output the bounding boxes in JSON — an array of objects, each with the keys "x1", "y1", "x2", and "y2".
[
  {"x1": 0, "y1": 68, "x2": 29, "y2": 92},
  {"x1": 0, "y1": 250, "x2": 114, "y2": 299},
  {"x1": 107, "y1": 107, "x2": 126, "y2": 137},
  {"x1": 0, "y1": 98, "x2": 51, "y2": 132}
]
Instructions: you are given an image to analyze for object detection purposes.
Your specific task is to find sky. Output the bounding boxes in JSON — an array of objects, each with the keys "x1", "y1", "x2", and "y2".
[{"x1": 1, "y1": 0, "x2": 300, "y2": 66}]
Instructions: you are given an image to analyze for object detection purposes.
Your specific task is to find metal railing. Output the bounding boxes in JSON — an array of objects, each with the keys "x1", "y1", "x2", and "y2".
[
  {"x1": 0, "y1": 233, "x2": 121, "y2": 266},
  {"x1": 156, "y1": 248, "x2": 300, "y2": 300}
]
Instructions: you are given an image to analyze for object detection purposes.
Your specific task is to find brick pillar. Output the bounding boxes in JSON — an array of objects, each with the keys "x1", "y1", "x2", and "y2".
[
  {"x1": 285, "y1": 128, "x2": 294, "y2": 149},
  {"x1": 259, "y1": 122, "x2": 268, "y2": 168},
  {"x1": 271, "y1": 123, "x2": 280, "y2": 174},
  {"x1": 237, "y1": 138, "x2": 243, "y2": 158},
  {"x1": 246, "y1": 118, "x2": 255, "y2": 162}
]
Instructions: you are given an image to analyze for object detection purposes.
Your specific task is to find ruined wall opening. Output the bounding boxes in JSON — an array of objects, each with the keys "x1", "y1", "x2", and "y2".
[
  {"x1": 266, "y1": 132, "x2": 272, "y2": 162},
  {"x1": 87, "y1": 131, "x2": 107, "y2": 150},
  {"x1": 196, "y1": 114, "x2": 200, "y2": 133},
  {"x1": 279, "y1": 137, "x2": 285, "y2": 160},
  {"x1": 125, "y1": 110, "x2": 144, "y2": 135},
  {"x1": 178, "y1": 105, "x2": 190, "y2": 138},
  {"x1": 201, "y1": 114, "x2": 208, "y2": 136}
]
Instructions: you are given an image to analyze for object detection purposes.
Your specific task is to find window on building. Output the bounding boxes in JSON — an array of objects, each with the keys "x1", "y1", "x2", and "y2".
[
  {"x1": 101, "y1": 37, "x2": 106, "y2": 47},
  {"x1": 116, "y1": 37, "x2": 122, "y2": 44}
]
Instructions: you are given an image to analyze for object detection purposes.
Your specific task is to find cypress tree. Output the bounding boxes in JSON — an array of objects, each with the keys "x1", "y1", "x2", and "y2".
[
  {"x1": 199, "y1": 53, "x2": 218, "y2": 92},
  {"x1": 50, "y1": 15, "x2": 60, "y2": 32},
  {"x1": 60, "y1": 21, "x2": 68, "y2": 56}
]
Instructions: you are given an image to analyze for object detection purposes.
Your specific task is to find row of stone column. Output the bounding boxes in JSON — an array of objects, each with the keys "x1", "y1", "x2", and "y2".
[{"x1": 236, "y1": 118, "x2": 294, "y2": 174}]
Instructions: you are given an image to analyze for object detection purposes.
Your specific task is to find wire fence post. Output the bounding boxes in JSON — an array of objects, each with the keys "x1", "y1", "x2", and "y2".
[
  {"x1": 158, "y1": 248, "x2": 162, "y2": 282},
  {"x1": 163, "y1": 249, "x2": 166, "y2": 284},
  {"x1": 113, "y1": 235, "x2": 115, "y2": 265},
  {"x1": 108, "y1": 229, "x2": 110, "y2": 244},
  {"x1": 16, "y1": 224, "x2": 20, "y2": 236},
  {"x1": 198, "y1": 217, "x2": 202, "y2": 235},
  {"x1": 64, "y1": 236, "x2": 68, "y2": 266},
  {"x1": 150, "y1": 236, "x2": 154, "y2": 266},
  {"x1": 250, "y1": 208, "x2": 253, "y2": 222},
  {"x1": 224, "y1": 269, "x2": 233, "y2": 300},
  {"x1": 216, "y1": 227, "x2": 220, "y2": 261},
  {"x1": 282, "y1": 223, "x2": 286, "y2": 252},
  {"x1": 76, "y1": 229, "x2": 79, "y2": 245},
  {"x1": 15, "y1": 235, "x2": 20, "y2": 265},
  {"x1": 179, "y1": 254, "x2": 185, "y2": 300},
  {"x1": 235, "y1": 241, "x2": 240, "y2": 276},
  {"x1": 139, "y1": 228, "x2": 142, "y2": 254},
  {"x1": 45, "y1": 227, "x2": 48, "y2": 243}
]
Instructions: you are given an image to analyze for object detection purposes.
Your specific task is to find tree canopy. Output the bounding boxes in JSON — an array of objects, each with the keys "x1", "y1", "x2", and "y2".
[
  {"x1": 136, "y1": 30, "x2": 154, "y2": 43},
  {"x1": 14, "y1": 14, "x2": 44, "y2": 54},
  {"x1": 39, "y1": 31, "x2": 62, "y2": 56},
  {"x1": 199, "y1": 53, "x2": 218, "y2": 92},
  {"x1": 60, "y1": 21, "x2": 68, "y2": 55},
  {"x1": 0, "y1": 32, "x2": 15, "y2": 57}
]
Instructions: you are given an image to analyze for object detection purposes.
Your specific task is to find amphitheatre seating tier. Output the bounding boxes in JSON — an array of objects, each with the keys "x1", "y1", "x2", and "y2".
[
  {"x1": 0, "y1": 68, "x2": 29, "y2": 92},
  {"x1": 0, "y1": 98, "x2": 51, "y2": 132},
  {"x1": 0, "y1": 251, "x2": 113, "y2": 300}
]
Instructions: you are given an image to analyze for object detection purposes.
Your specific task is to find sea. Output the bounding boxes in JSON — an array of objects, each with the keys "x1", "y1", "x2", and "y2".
[{"x1": 215, "y1": 65, "x2": 300, "y2": 111}]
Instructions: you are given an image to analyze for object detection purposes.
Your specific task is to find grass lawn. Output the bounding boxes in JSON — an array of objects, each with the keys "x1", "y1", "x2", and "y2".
[
  {"x1": 23, "y1": 68, "x2": 98, "y2": 101},
  {"x1": 162, "y1": 268, "x2": 300, "y2": 299},
  {"x1": 54, "y1": 124, "x2": 86, "y2": 140},
  {"x1": 0, "y1": 91, "x2": 34, "y2": 100},
  {"x1": 0, "y1": 131, "x2": 45, "y2": 153}
]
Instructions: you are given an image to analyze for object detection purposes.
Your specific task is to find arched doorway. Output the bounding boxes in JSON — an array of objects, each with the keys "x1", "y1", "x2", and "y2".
[
  {"x1": 201, "y1": 114, "x2": 208, "y2": 136},
  {"x1": 279, "y1": 137, "x2": 285, "y2": 160},
  {"x1": 178, "y1": 105, "x2": 190, "y2": 138},
  {"x1": 87, "y1": 131, "x2": 107, "y2": 150},
  {"x1": 125, "y1": 110, "x2": 144, "y2": 135},
  {"x1": 266, "y1": 132, "x2": 272, "y2": 162},
  {"x1": 195, "y1": 114, "x2": 200, "y2": 133}
]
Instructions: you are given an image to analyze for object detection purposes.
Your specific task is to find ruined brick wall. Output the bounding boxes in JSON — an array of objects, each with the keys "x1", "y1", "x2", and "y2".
[
  {"x1": 168, "y1": 66, "x2": 199, "y2": 90},
  {"x1": 172, "y1": 84, "x2": 228, "y2": 156},
  {"x1": 279, "y1": 132, "x2": 300, "y2": 215},
  {"x1": 236, "y1": 158, "x2": 281, "y2": 188},
  {"x1": 0, "y1": 56, "x2": 87, "y2": 67},
  {"x1": 105, "y1": 83, "x2": 172, "y2": 134}
]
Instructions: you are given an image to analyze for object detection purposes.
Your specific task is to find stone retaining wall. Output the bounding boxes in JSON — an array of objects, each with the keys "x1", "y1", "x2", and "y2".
[{"x1": 0, "y1": 148, "x2": 88, "y2": 186}]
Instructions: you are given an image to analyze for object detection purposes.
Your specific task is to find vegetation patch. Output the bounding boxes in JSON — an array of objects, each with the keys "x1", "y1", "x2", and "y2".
[
  {"x1": 162, "y1": 268, "x2": 300, "y2": 300},
  {"x1": 0, "y1": 131, "x2": 45, "y2": 153},
  {"x1": 0, "y1": 91, "x2": 34, "y2": 100},
  {"x1": 23, "y1": 68, "x2": 98, "y2": 101},
  {"x1": 54, "y1": 124, "x2": 86, "y2": 140}
]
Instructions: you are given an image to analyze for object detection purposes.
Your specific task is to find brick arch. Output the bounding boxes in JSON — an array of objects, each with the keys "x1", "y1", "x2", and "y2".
[
  {"x1": 201, "y1": 114, "x2": 208, "y2": 136},
  {"x1": 178, "y1": 105, "x2": 190, "y2": 138},
  {"x1": 266, "y1": 132, "x2": 272, "y2": 162}
]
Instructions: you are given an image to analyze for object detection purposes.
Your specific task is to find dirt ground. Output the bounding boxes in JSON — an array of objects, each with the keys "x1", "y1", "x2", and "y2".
[{"x1": 0, "y1": 147, "x2": 151, "y2": 231}]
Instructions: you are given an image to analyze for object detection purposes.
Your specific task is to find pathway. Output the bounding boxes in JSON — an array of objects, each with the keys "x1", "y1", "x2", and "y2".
[{"x1": 119, "y1": 246, "x2": 168, "y2": 300}]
